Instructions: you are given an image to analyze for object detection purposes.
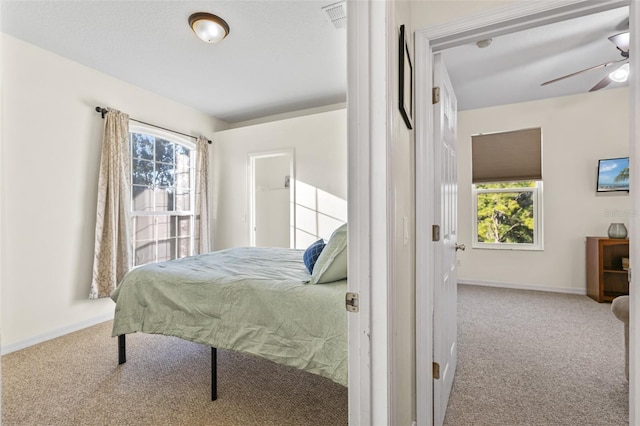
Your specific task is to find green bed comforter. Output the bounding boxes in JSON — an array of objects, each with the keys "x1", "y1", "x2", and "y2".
[{"x1": 111, "y1": 247, "x2": 347, "y2": 386}]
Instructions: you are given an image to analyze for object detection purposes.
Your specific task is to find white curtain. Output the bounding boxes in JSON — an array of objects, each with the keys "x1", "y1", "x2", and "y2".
[
  {"x1": 89, "y1": 110, "x2": 132, "y2": 299},
  {"x1": 194, "y1": 136, "x2": 210, "y2": 254}
]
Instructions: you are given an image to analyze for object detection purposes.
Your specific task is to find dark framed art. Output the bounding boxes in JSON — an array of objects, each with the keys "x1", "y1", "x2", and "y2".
[{"x1": 399, "y1": 24, "x2": 413, "y2": 129}]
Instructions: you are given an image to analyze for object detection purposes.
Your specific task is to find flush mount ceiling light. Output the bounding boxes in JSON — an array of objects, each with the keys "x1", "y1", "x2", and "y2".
[
  {"x1": 189, "y1": 12, "x2": 230, "y2": 44},
  {"x1": 476, "y1": 38, "x2": 492, "y2": 49}
]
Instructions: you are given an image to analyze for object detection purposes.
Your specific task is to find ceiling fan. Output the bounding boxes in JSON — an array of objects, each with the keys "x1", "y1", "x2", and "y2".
[{"x1": 541, "y1": 31, "x2": 630, "y2": 92}]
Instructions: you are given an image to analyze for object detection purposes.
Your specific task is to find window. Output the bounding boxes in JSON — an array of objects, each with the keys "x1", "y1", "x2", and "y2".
[
  {"x1": 473, "y1": 181, "x2": 543, "y2": 250},
  {"x1": 471, "y1": 128, "x2": 543, "y2": 250},
  {"x1": 130, "y1": 125, "x2": 196, "y2": 266}
]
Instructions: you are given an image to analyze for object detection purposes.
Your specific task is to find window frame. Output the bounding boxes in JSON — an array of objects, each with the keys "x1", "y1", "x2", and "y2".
[
  {"x1": 129, "y1": 123, "x2": 197, "y2": 267},
  {"x1": 471, "y1": 180, "x2": 544, "y2": 251}
]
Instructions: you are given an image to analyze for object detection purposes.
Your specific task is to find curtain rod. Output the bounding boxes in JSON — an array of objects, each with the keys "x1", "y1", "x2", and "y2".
[{"x1": 95, "y1": 107, "x2": 212, "y2": 144}]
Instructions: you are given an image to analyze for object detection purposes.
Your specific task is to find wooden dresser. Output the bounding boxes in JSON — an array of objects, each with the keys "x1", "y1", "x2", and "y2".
[{"x1": 586, "y1": 237, "x2": 629, "y2": 302}]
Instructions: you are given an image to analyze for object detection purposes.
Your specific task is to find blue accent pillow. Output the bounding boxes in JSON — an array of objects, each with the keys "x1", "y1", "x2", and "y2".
[
  {"x1": 303, "y1": 239, "x2": 326, "y2": 274},
  {"x1": 310, "y1": 223, "x2": 347, "y2": 284}
]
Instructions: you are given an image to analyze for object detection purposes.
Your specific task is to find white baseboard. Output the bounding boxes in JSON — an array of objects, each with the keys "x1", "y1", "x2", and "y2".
[
  {"x1": 458, "y1": 279, "x2": 587, "y2": 296},
  {"x1": 0, "y1": 312, "x2": 114, "y2": 355}
]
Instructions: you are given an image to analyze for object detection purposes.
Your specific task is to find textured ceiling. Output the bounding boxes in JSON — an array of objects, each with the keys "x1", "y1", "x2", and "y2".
[
  {"x1": 1, "y1": 1, "x2": 347, "y2": 123},
  {"x1": 441, "y1": 5, "x2": 630, "y2": 111},
  {"x1": 0, "y1": 2, "x2": 630, "y2": 121}
]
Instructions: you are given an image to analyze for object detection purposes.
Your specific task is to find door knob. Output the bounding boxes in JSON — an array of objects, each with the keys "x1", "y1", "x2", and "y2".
[{"x1": 455, "y1": 243, "x2": 466, "y2": 251}]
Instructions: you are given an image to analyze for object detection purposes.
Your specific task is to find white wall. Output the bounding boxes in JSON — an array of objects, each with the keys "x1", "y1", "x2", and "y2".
[
  {"x1": 0, "y1": 34, "x2": 228, "y2": 351},
  {"x1": 212, "y1": 109, "x2": 347, "y2": 250},
  {"x1": 0, "y1": 37, "x2": 3, "y2": 411},
  {"x1": 389, "y1": 2, "x2": 416, "y2": 425},
  {"x1": 457, "y1": 88, "x2": 630, "y2": 293},
  {"x1": 411, "y1": 0, "x2": 515, "y2": 30}
]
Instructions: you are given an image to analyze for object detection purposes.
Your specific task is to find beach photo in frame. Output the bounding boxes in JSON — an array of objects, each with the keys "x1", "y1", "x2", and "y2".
[{"x1": 399, "y1": 24, "x2": 413, "y2": 129}]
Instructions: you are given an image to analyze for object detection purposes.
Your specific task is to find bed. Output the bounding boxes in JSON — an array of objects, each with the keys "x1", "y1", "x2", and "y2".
[{"x1": 110, "y1": 224, "x2": 349, "y2": 398}]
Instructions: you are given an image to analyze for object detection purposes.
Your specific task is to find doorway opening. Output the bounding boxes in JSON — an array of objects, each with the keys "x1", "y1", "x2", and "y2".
[
  {"x1": 415, "y1": 1, "x2": 636, "y2": 424},
  {"x1": 248, "y1": 149, "x2": 295, "y2": 248}
]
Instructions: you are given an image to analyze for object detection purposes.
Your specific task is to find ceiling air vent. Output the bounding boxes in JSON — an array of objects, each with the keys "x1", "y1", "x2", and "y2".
[{"x1": 322, "y1": 1, "x2": 346, "y2": 29}]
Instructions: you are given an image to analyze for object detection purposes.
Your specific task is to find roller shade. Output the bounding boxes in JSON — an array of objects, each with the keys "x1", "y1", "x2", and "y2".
[{"x1": 472, "y1": 128, "x2": 542, "y2": 183}]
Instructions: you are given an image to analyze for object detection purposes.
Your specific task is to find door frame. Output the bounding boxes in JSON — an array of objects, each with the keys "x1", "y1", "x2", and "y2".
[
  {"x1": 346, "y1": 0, "x2": 391, "y2": 423},
  {"x1": 414, "y1": 0, "x2": 637, "y2": 425},
  {"x1": 247, "y1": 149, "x2": 295, "y2": 248}
]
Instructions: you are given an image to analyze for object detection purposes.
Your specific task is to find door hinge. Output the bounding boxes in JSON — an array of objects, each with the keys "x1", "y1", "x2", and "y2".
[
  {"x1": 346, "y1": 292, "x2": 359, "y2": 312},
  {"x1": 432, "y1": 224, "x2": 440, "y2": 242},
  {"x1": 433, "y1": 362, "x2": 440, "y2": 380},
  {"x1": 432, "y1": 86, "x2": 440, "y2": 104}
]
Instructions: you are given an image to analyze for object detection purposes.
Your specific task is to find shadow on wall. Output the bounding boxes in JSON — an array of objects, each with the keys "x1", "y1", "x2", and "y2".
[{"x1": 295, "y1": 180, "x2": 347, "y2": 248}]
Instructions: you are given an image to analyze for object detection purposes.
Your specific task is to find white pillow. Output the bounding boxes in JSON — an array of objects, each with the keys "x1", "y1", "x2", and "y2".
[{"x1": 310, "y1": 223, "x2": 347, "y2": 284}]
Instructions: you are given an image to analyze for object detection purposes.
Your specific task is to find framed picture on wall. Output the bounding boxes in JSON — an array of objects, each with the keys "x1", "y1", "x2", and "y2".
[{"x1": 399, "y1": 24, "x2": 413, "y2": 129}]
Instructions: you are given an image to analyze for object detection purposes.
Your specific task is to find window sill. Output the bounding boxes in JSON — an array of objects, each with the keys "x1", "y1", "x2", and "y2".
[{"x1": 471, "y1": 243, "x2": 544, "y2": 251}]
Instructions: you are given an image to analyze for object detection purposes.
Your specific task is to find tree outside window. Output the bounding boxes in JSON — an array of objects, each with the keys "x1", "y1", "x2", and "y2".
[
  {"x1": 130, "y1": 129, "x2": 196, "y2": 266},
  {"x1": 473, "y1": 181, "x2": 542, "y2": 250}
]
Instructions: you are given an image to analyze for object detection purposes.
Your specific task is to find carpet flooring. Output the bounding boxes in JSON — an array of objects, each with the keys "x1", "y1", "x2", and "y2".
[
  {"x1": 1, "y1": 321, "x2": 347, "y2": 425},
  {"x1": 2, "y1": 284, "x2": 630, "y2": 425},
  {"x1": 444, "y1": 284, "x2": 629, "y2": 425}
]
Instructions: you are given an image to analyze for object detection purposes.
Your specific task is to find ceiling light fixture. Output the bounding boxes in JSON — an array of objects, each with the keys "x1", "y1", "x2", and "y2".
[
  {"x1": 189, "y1": 12, "x2": 230, "y2": 44},
  {"x1": 609, "y1": 32, "x2": 630, "y2": 56},
  {"x1": 476, "y1": 38, "x2": 492, "y2": 49},
  {"x1": 609, "y1": 63, "x2": 630, "y2": 83}
]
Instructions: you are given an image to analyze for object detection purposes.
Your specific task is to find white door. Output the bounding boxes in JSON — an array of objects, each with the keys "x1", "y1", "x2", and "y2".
[{"x1": 432, "y1": 53, "x2": 458, "y2": 426}]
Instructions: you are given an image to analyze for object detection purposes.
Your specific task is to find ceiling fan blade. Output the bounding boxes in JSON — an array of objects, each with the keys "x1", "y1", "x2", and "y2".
[
  {"x1": 541, "y1": 58, "x2": 626, "y2": 86},
  {"x1": 609, "y1": 31, "x2": 630, "y2": 53},
  {"x1": 615, "y1": 17, "x2": 630, "y2": 32},
  {"x1": 589, "y1": 61, "x2": 629, "y2": 92},
  {"x1": 589, "y1": 75, "x2": 613, "y2": 92}
]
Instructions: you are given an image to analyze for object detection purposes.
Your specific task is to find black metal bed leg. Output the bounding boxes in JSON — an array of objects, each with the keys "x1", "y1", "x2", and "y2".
[
  {"x1": 211, "y1": 347, "x2": 217, "y2": 401},
  {"x1": 118, "y1": 335, "x2": 127, "y2": 364}
]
